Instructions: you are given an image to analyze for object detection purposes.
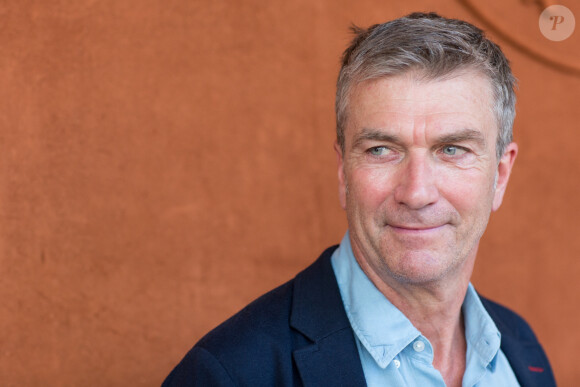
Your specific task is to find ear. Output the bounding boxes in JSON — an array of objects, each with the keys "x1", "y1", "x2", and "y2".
[
  {"x1": 334, "y1": 142, "x2": 347, "y2": 210},
  {"x1": 492, "y1": 142, "x2": 518, "y2": 212}
]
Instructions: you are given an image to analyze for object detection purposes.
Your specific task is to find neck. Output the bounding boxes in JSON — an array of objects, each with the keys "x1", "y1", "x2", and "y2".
[
  {"x1": 354, "y1": 250, "x2": 477, "y2": 387},
  {"x1": 385, "y1": 280, "x2": 468, "y2": 387}
]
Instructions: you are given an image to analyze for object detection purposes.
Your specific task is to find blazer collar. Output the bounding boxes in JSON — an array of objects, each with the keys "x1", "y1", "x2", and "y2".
[
  {"x1": 289, "y1": 246, "x2": 367, "y2": 386},
  {"x1": 481, "y1": 297, "x2": 557, "y2": 387}
]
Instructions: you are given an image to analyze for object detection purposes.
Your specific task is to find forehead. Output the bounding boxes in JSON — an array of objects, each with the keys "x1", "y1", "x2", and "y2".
[{"x1": 346, "y1": 71, "x2": 497, "y2": 142}]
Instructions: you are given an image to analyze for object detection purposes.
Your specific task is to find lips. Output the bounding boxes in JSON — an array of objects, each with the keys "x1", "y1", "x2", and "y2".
[{"x1": 388, "y1": 224, "x2": 446, "y2": 233}]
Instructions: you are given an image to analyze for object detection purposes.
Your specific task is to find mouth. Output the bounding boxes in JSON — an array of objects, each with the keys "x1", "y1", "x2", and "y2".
[{"x1": 388, "y1": 224, "x2": 447, "y2": 234}]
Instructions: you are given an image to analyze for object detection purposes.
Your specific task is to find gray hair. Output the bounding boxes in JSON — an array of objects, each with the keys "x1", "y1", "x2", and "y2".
[{"x1": 336, "y1": 12, "x2": 516, "y2": 160}]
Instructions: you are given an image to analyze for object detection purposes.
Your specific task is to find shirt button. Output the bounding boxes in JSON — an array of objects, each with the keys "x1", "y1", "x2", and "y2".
[
  {"x1": 393, "y1": 359, "x2": 401, "y2": 369},
  {"x1": 413, "y1": 340, "x2": 425, "y2": 352}
]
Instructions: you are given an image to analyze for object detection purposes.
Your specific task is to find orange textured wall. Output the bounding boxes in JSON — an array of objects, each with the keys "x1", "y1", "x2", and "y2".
[{"x1": 1, "y1": 1, "x2": 579, "y2": 386}]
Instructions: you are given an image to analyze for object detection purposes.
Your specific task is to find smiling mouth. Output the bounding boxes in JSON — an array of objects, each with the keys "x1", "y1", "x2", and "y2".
[{"x1": 389, "y1": 224, "x2": 446, "y2": 233}]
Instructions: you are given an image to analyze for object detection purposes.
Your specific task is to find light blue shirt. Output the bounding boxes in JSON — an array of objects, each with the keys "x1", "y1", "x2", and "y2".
[{"x1": 331, "y1": 232, "x2": 520, "y2": 387}]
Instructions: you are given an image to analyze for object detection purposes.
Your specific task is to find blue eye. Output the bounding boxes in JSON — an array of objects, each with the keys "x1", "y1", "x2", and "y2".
[
  {"x1": 369, "y1": 146, "x2": 389, "y2": 156},
  {"x1": 443, "y1": 146, "x2": 458, "y2": 155},
  {"x1": 441, "y1": 145, "x2": 467, "y2": 156}
]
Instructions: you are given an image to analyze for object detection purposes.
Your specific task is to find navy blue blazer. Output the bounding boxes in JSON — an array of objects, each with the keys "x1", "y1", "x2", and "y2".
[{"x1": 163, "y1": 246, "x2": 556, "y2": 386}]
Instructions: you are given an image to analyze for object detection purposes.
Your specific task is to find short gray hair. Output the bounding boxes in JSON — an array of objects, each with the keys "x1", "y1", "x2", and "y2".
[{"x1": 336, "y1": 12, "x2": 516, "y2": 160}]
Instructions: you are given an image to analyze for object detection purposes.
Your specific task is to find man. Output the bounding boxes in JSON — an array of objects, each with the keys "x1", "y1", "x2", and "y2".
[{"x1": 163, "y1": 12, "x2": 555, "y2": 386}]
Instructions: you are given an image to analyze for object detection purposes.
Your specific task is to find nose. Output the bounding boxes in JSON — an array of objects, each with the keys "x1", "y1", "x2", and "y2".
[{"x1": 393, "y1": 152, "x2": 439, "y2": 210}]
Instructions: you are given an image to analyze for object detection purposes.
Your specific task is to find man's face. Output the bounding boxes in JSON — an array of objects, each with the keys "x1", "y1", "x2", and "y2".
[{"x1": 336, "y1": 71, "x2": 517, "y2": 287}]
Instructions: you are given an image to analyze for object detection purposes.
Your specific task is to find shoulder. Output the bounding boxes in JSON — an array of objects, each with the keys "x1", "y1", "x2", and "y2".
[
  {"x1": 163, "y1": 246, "x2": 341, "y2": 386},
  {"x1": 164, "y1": 279, "x2": 298, "y2": 386},
  {"x1": 198, "y1": 277, "x2": 297, "y2": 354}
]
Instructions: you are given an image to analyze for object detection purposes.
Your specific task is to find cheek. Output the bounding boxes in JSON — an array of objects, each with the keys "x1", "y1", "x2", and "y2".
[
  {"x1": 437, "y1": 169, "x2": 496, "y2": 215},
  {"x1": 347, "y1": 168, "x2": 394, "y2": 209}
]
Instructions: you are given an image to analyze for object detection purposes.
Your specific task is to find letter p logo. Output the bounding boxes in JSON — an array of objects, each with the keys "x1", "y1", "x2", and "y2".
[
  {"x1": 539, "y1": 5, "x2": 575, "y2": 41},
  {"x1": 550, "y1": 15, "x2": 565, "y2": 30}
]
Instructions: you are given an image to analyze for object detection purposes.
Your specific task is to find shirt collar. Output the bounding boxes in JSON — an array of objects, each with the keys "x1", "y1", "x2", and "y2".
[
  {"x1": 463, "y1": 281, "x2": 502, "y2": 372},
  {"x1": 331, "y1": 232, "x2": 420, "y2": 368},
  {"x1": 331, "y1": 231, "x2": 502, "y2": 370}
]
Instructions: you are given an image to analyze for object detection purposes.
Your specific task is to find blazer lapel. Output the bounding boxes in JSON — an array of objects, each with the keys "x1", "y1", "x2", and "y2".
[
  {"x1": 500, "y1": 336, "x2": 557, "y2": 387},
  {"x1": 289, "y1": 247, "x2": 367, "y2": 387},
  {"x1": 481, "y1": 297, "x2": 557, "y2": 387}
]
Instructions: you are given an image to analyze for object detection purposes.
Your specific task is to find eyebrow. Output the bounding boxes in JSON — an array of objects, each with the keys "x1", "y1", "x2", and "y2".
[
  {"x1": 351, "y1": 127, "x2": 487, "y2": 149},
  {"x1": 351, "y1": 128, "x2": 402, "y2": 149},
  {"x1": 436, "y1": 129, "x2": 487, "y2": 147}
]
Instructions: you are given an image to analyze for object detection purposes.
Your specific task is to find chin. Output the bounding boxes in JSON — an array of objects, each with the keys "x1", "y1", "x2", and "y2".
[{"x1": 384, "y1": 250, "x2": 456, "y2": 285}]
